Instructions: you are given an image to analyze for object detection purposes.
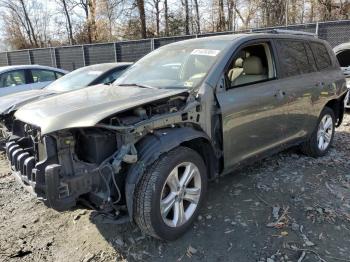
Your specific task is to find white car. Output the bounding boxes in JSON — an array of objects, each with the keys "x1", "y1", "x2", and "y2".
[
  {"x1": 0, "y1": 65, "x2": 67, "y2": 97},
  {"x1": 334, "y1": 42, "x2": 350, "y2": 108}
]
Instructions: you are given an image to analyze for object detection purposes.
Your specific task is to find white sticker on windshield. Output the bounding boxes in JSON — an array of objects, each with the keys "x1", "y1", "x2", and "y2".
[
  {"x1": 87, "y1": 71, "x2": 103, "y2": 76},
  {"x1": 191, "y1": 49, "x2": 220, "y2": 57}
]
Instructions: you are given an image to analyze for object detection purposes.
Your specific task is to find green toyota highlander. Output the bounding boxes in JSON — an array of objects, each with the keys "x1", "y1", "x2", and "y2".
[{"x1": 6, "y1": 31, "x2": 347, "y2": 240}]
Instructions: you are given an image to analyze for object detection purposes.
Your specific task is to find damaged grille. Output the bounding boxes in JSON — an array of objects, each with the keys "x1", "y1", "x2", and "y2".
[{"x1": 6, "y1": 122, "x2": 58, "y2": 198}]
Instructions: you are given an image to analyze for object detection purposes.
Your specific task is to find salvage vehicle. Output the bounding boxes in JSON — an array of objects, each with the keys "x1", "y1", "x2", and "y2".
[
  {"x1": 0, "y1": 63, "x2": 131, "y2": 145},
  {"x1": 6, "y1": 32, "x2": 347, "y2": 240},
  {"x1": 0, "y1": 65, "x2": 67, "y2": 97},
  {"x1": 334, "y1": 42, "x2": 350, "y2": 108}
]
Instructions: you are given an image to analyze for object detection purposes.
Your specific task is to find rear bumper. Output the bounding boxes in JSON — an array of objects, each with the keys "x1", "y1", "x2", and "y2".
[{"x1": 6, "y1": 140, "x2": 83, "y2": 211}]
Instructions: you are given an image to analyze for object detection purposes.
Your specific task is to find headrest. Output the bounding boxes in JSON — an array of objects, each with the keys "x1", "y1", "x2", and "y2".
[
  {"x1": 235, "y1": 58, "x2": 243, "y2": 67},
  {"x1": 243, "y1": 56, "x2": 264, "y2": 75}
]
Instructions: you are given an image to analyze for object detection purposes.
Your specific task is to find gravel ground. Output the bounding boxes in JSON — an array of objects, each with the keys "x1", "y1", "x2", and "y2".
[{"x1": 1, "y1": 115, "x2": 350, "y2": 262}]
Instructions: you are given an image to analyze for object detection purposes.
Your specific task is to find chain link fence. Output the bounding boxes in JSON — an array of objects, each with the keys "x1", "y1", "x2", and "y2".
[{"x1": 0, "y1": 20, "x2": 349, "y2": 71}]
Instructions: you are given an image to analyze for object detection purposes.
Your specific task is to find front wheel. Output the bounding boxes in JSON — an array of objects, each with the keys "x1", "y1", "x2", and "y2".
[
  {"x1": 133, "y1": 146, "x2": 207, "y2": 240},
  {"x1": 301, "y1": 107, "x2": 335, "y2": 157}
]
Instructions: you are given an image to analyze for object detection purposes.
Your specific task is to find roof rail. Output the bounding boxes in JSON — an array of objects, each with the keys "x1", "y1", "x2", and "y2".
[{"x1": 262, "y1": 29, "x2": 317, "y2": 37}]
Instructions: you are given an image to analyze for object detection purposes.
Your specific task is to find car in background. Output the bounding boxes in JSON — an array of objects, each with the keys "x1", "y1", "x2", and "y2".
[
  {"x1": 0, "y1": 65, "x2": 68, "y2": 97},
  {"x1": 334, "y1": 42, "x2": 350, "y2": 108},
  {"x1": 0, "y1": 62, "x2": 132, "y2": 145}
]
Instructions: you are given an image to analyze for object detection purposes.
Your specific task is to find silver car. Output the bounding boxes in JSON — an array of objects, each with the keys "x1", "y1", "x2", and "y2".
[
  {"x1": 0, "y1": 65, "x2": 67, "y2": 96},
  {"x1": 0, "y1": 63, "x2": 131, "y2": 145}
]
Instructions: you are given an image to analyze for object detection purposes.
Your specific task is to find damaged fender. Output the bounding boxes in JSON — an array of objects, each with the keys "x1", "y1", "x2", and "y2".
[{"x1": 125, "y1": 126, "x2": 214, "y2": 219}]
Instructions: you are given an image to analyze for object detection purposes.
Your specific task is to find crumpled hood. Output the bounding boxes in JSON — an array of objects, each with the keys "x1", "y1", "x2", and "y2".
[
  {"x1": 15, "y1": 84, "x2": 188, "y2": 135},
  {"x1": 0, "y1": 89, "x2": 57, "y2": 115}
]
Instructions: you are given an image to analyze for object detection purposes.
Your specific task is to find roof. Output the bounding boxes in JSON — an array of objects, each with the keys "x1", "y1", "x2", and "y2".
[
  {"x1": 81, "y1": 62, "x2": 132, "y2": 72},
  {"x1": 164, "y1": 32, "x2": 321, "y2": 48},
  {"x1": 333, "y1": 42, "x2": 350, "y2": 54},
  {"x1": 0, "y1": 64, "x2": 67, "y2": 73}
]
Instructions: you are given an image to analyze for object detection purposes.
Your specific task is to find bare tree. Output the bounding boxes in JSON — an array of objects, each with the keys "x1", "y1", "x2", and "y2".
[
  {"x1": 56, "y1": 0, "x2": 75, "y2": 45},
  {"x1": 193, "y1": 0, "x2": 201, "y2": 33},
  {"x1": 164, "y1": 0, "x2": 169, "y2": 36},
  {"x1": 184, "y1": 0, "x2": 190, "y2": 34},
  {"x1": 136, "y1": 0, "x2": 147, "y2": 38}
]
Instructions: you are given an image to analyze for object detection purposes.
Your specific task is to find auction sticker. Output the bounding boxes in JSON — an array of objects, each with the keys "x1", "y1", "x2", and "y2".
[{"x1": 191, "y1": 49, "x2": 220, "y2": 56}]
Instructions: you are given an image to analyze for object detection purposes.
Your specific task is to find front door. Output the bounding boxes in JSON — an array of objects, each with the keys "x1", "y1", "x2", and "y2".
[{"x1": 216, "y1": 41, "x2": 289, "y2": 169}]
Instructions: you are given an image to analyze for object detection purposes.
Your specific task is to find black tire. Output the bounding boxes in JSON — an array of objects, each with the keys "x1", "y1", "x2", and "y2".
[
  {"x1": 301, "y1": 107, "x2": 335, "y2": 157},
  {"x1": 133, "y1": 146, "x2": 207, "y2": 240}
]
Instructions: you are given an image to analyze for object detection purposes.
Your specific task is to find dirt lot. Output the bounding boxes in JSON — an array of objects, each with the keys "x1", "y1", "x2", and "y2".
[{"x1": 1, "y1": 115, "x2": 350, "y2": 262}]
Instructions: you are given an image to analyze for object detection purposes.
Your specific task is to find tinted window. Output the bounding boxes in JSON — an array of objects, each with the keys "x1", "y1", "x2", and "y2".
[
  {"x1": 31, "y1": 69, "x2": 57, "y2": 83},
  {"x1": 100, "y1": 68, "x2": 127, "y2": 85},
  {"x1": 276, "y1": 40, "x2": 315, "y2": 77},
  {"x1": 55, "y1": 72, "x2": 65, "y2": 79},
  {"x1": 0, "y1": 70, "x2": 26, "y2": 88},
  {"x1": 336, "y1": 50, "x2": 350, "y2": 67},
  {"x1": 310, "y1": 42, "x2": 332, "y2": 70}
]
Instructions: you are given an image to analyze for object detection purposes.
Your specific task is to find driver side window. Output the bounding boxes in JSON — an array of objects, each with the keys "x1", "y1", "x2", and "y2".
[{"x1": 225, "y1": 42, "x2": 276, "y2": 89}]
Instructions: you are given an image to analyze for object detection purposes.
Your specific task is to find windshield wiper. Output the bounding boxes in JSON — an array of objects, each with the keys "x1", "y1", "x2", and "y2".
[{"x1": 118, "y1": 83, "x2": 158, "y2": 89}]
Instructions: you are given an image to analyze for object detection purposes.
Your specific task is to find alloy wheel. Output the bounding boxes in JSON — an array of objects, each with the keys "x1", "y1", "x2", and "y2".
[
  {"x1": 160, "y1": 162, "x2": 202, "y2": 227},
  {"x1": 317, "y1": 114, "x2": 334, "y2": 151}
]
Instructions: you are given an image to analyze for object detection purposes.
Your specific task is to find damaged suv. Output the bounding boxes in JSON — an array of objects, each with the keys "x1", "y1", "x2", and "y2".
[{"x1": 6, "y1": 32, "x2": 347, "y2": 240}]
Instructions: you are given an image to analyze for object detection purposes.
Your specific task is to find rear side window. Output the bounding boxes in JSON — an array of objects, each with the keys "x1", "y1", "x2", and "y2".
[
  {"x1": 30, "y1": 69, "x2": 57, "y2": 83},
  {"x1": 0, "y1": 70, "x2": 26, "y2": 88},
  {"x1": 310, "y1": 42, "x2": 332, "y2": 70},
  {"x1": 276, "y1": 40, "x2": 316, "y2": 77}
]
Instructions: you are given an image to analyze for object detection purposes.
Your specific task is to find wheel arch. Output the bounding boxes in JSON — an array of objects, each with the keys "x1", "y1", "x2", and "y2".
[
  {"x1": 324, "y1": 94, "x2": 346, "y2": 127},
  {"x1": 125, "y1": 126, "x2": 218, "y2": 219}
]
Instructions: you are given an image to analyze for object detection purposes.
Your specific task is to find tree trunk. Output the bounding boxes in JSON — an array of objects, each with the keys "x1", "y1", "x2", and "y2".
[
  {"x1": 136, "y1": 0, "x2": 147, "y2": 38},
  {"x1": 61, "y1": 0, "x2": 74, "y2": 45},
  {"x1": 193, "y1": 0, "x2": 200, "y2": 33},
  {"x1": 218, "y1": 0, "x2": 226, "y2": 31},
  {"x1": 164, "y1": 0, "x2": 169, "y2": 36},
  {"x1": 184, "y1": 0, "x2": 190, "y2": 35},
  {"x1": 19, "y1": 0, "x2": 38, "y2": 47},
  {"x1": 88, "y1": 0, "x2": 97, "y2": 42}
]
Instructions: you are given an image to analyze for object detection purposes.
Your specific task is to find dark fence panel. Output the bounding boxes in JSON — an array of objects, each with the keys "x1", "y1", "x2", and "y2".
[
  {"x1": 30, "y1": 48, "x2": 54, "y2": 67},
  {"x1": 116, "y1": 39, "x2": 152, "y2": 62},
  {"x1": 318, "y1": 21, "x2": 350, "y2": 47},
  {"x1": 0, "y1": 53, "x2": 7, "y2": 66},
  {"x1": 84, "y1": 43, "x2": 116, "y2": 65},
  {"x1": 55, "y1": 46, "x2": 84, "y2": 71},
  {"x1": 7, "y1": 50, "x2": 30, "y2": 65},
  {"x1": 0, "y1": 20, "x2": 349, "y2": 70}
]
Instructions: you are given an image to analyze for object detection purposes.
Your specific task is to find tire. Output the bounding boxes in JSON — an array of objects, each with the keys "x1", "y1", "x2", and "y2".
[
  {"x1": 301, "y1": 107, "x2": 335, "y2": 157},
  {"x1": 133, "y1": 146, "x2": 207, "y2": 240}
]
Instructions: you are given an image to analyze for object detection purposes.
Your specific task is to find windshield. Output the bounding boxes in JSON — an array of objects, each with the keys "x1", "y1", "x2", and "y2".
[
  {"x1": 45, "y1": 67, "x2": 104, "y2": 92},
  {"x1": 114, "y1": 40, "x2": 230, "y2": 89}
]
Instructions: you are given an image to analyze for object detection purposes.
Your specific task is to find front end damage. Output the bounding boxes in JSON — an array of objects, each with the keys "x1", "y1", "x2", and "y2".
[{"x1": 6, "y1": 92, "x2": 212, "y2": 220}]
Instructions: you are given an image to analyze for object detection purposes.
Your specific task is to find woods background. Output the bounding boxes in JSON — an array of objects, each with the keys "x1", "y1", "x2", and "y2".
[{"x1": 0, "y1": 0, "x2": 349, "y2": 51}]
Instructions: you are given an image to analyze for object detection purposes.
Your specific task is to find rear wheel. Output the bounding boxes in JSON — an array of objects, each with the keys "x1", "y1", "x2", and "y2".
[
  {"x1": 301, "y1": 107, "x2": 335, "y2": 157},
  {"x1": 134, "y1": 146, "x2": 207, "y2": 240}
]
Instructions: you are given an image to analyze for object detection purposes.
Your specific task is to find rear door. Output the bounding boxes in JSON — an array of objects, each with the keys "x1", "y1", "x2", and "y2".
[
  {"x1": 273, "y1": 39, "x2": 319, "y2": 140},
  {"x1": 216, "y1": 40, "x2": 290, "y2": 168},
  {"x1": 0, "y1": 70, "x2": 28, "y2": 96}
]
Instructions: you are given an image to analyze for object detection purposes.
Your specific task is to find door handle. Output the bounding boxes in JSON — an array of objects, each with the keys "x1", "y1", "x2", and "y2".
[{"x1": 274, "y1": 90, "x2": 286, "y2": 99}]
